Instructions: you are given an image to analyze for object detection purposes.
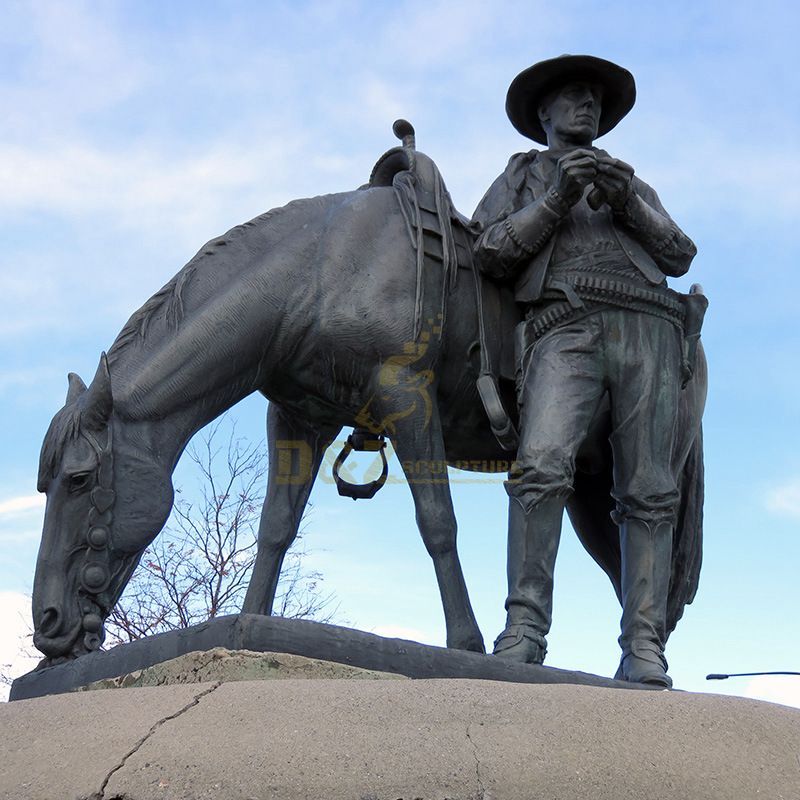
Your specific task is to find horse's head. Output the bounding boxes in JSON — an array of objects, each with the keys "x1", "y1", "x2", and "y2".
[{"x1": 32, "y1": 354, "x2": 173, "y2": 663}]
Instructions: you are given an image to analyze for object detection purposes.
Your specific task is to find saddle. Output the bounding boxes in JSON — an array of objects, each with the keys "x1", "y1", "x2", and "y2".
[
  {"x1": 368, "y1": 120, "x2": 473, "y2": 340},
  {"x1": 369, "y1": 121, "x2": 519, "y2": 450}
]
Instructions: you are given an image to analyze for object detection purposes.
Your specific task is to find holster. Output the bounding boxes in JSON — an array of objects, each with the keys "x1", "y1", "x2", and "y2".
[{"x1": 679, "y1": 285, "x2": 709, "y2": 387}]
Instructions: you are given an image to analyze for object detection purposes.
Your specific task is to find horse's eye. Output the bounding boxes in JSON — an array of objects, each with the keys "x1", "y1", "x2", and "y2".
[{"x1": 68, "y1": 472, "x2": 93, "y2": 493}]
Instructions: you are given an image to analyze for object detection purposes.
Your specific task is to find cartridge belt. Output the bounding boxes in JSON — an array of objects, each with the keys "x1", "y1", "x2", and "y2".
[{"x1": 525, "y1": 273, "x2": 686, "y2": 341}]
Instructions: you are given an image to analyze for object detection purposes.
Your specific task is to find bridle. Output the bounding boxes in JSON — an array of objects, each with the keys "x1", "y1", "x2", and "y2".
[{"x1": 74, "y1": 420, "x2": 116, "y2": 652}]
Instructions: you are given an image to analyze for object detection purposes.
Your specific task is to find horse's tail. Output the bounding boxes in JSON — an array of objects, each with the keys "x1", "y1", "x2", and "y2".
[
  {"x1": 666, "y1": 425, "x2": 704, "y2": 635},
  {"x1": 665, "y1": 337, "x2": 707, "y2": 636}
]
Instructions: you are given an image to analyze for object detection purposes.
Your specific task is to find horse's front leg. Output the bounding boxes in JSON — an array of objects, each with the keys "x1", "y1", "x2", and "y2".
[
  {"x1": 379, "y1": 389, "x2": 485, "y2": 653},
  {"x1": 242, "y1": 403, "x2": 340, "y2": 616}
]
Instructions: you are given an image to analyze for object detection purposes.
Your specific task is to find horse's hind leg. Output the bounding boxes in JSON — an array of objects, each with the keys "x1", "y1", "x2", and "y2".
[
  {"x1": 242, "y1": 403, "x2": 339, "y2": 616},
  {"x1": 384, "y1": 400, "x2": 485, "y2": 653}
]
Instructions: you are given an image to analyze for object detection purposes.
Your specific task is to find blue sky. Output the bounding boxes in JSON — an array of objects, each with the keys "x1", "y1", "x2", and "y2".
[{"x1": 1, "y1": 0, "x2": 799, "y2": 706}]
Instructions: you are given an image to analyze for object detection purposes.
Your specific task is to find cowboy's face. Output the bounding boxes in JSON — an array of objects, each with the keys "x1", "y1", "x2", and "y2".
[{"x1": 539, "y1": 80, "x2": 603, "y2": 146}]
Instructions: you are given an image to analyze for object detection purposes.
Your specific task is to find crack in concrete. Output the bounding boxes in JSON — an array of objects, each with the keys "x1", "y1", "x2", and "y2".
[
  {"x1": 88, "y1": 681, "x2": 222, "y2": 800},
  {"x1": 465, "y1": 722, "x2": 486, "y2": 800}
]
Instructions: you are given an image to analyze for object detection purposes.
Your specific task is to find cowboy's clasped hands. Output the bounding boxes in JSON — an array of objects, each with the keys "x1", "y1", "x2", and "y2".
[
  {"x1": 593, "y1": 155, "x2": 635, "y2": 211},
  {"x1": 553, "y1": 148, "x2": 598, "y2": 206}
]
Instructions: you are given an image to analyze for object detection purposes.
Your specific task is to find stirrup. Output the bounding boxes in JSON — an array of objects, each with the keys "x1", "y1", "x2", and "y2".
[{"x1": 492, "y1": 625, "x2": 547, "y2": 664}]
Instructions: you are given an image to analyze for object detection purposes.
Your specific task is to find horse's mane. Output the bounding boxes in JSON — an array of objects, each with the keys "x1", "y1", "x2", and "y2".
[
  {"x1": 109, "y1": 268, "x2": 193, "y2": 357},
  {"x1": 106, "y1": 201, "x2": 318, "y2": 367},
  {"x1": 37, "y1": 404, "x2": 82, "y2": 491}
]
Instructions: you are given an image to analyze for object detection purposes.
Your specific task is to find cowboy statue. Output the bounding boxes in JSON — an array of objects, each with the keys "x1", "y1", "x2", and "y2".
[{"x1": 472, "y1": 54, "x2": 702, "y2": 687}]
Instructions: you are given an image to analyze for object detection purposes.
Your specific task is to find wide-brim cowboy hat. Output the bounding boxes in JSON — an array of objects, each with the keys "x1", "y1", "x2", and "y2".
[{"x1": 506, "y1": 54, "x2": 636, "y2": 144}]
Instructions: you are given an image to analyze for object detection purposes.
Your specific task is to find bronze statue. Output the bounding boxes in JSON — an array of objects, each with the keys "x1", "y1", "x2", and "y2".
[
  {"x1": 30, "y1": 103, "x2": 704, "y2": 684},
  {"x1": 472, "y1": 55, "x2": 707, "y2": 686}
]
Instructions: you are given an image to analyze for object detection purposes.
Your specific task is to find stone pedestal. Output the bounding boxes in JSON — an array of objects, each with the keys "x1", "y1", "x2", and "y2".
[{"x1": 2, "y1": 676, "x2": 798, "y2": 799}]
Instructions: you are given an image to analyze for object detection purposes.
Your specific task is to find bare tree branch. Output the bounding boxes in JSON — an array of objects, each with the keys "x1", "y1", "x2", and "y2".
[{"x1": 105, "y1": 417, "x2": 339, "y2": 648}]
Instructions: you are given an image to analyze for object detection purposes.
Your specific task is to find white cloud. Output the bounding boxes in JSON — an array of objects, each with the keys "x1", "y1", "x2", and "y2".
[
  {"x1": 0, "y1": 495, "x2": 45, "y2": 517},
  {"x1": 741, "y1": 674, "x2": 800, "y2": 710},
  {"x1": 379, "y1": 0, "x2": 494, "y2": 67},
  {"x1": 0, "y1": 591, "x2": 38, "y2": 702},
  {"x1": 0, "y1": 1, "x2": 149, "y2": 142},
  {"x1": 0, "y1": 139, "x2": 299, "y2": 238},
  {"x1": 765, "y1": 478, "x2": 800, "y2": 519}
]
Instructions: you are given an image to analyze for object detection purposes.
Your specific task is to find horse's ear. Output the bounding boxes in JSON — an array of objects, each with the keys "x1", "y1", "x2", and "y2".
[
  {"x1": 82, "y1": 353, "x2": 113, "y2": 431},
  {"x1": 66, "y1": 372, "x2": 87, "y2": 405}
]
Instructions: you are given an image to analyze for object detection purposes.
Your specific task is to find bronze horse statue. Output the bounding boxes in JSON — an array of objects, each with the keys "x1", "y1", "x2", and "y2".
[{"x1": 31, "y1": 123, "x2": 705, "y2": 667}]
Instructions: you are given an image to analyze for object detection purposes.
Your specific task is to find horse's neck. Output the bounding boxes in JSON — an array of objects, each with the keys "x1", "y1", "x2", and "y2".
[{"x1": 107, "y1": 301, "x2": 266, "y2": 472}]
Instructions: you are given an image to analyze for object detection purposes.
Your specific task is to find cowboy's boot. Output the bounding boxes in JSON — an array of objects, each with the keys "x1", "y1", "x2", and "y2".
[
  {"x1": 618, "y1": 516, "x2": 673, "y2": 688},
  {"x1": 493, "y1": 496, "x2": 564, "y2": 664}
]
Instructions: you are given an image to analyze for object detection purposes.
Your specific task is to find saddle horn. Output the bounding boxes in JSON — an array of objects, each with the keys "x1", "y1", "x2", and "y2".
[{"x1": 393, "y1": 119, "x2": 415, "y2": 150}]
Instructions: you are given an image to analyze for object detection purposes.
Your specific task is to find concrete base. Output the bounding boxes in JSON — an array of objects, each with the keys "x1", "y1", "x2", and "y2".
[{"x1": 2, "y1": 678, "x2": 798, "y2": 800}]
